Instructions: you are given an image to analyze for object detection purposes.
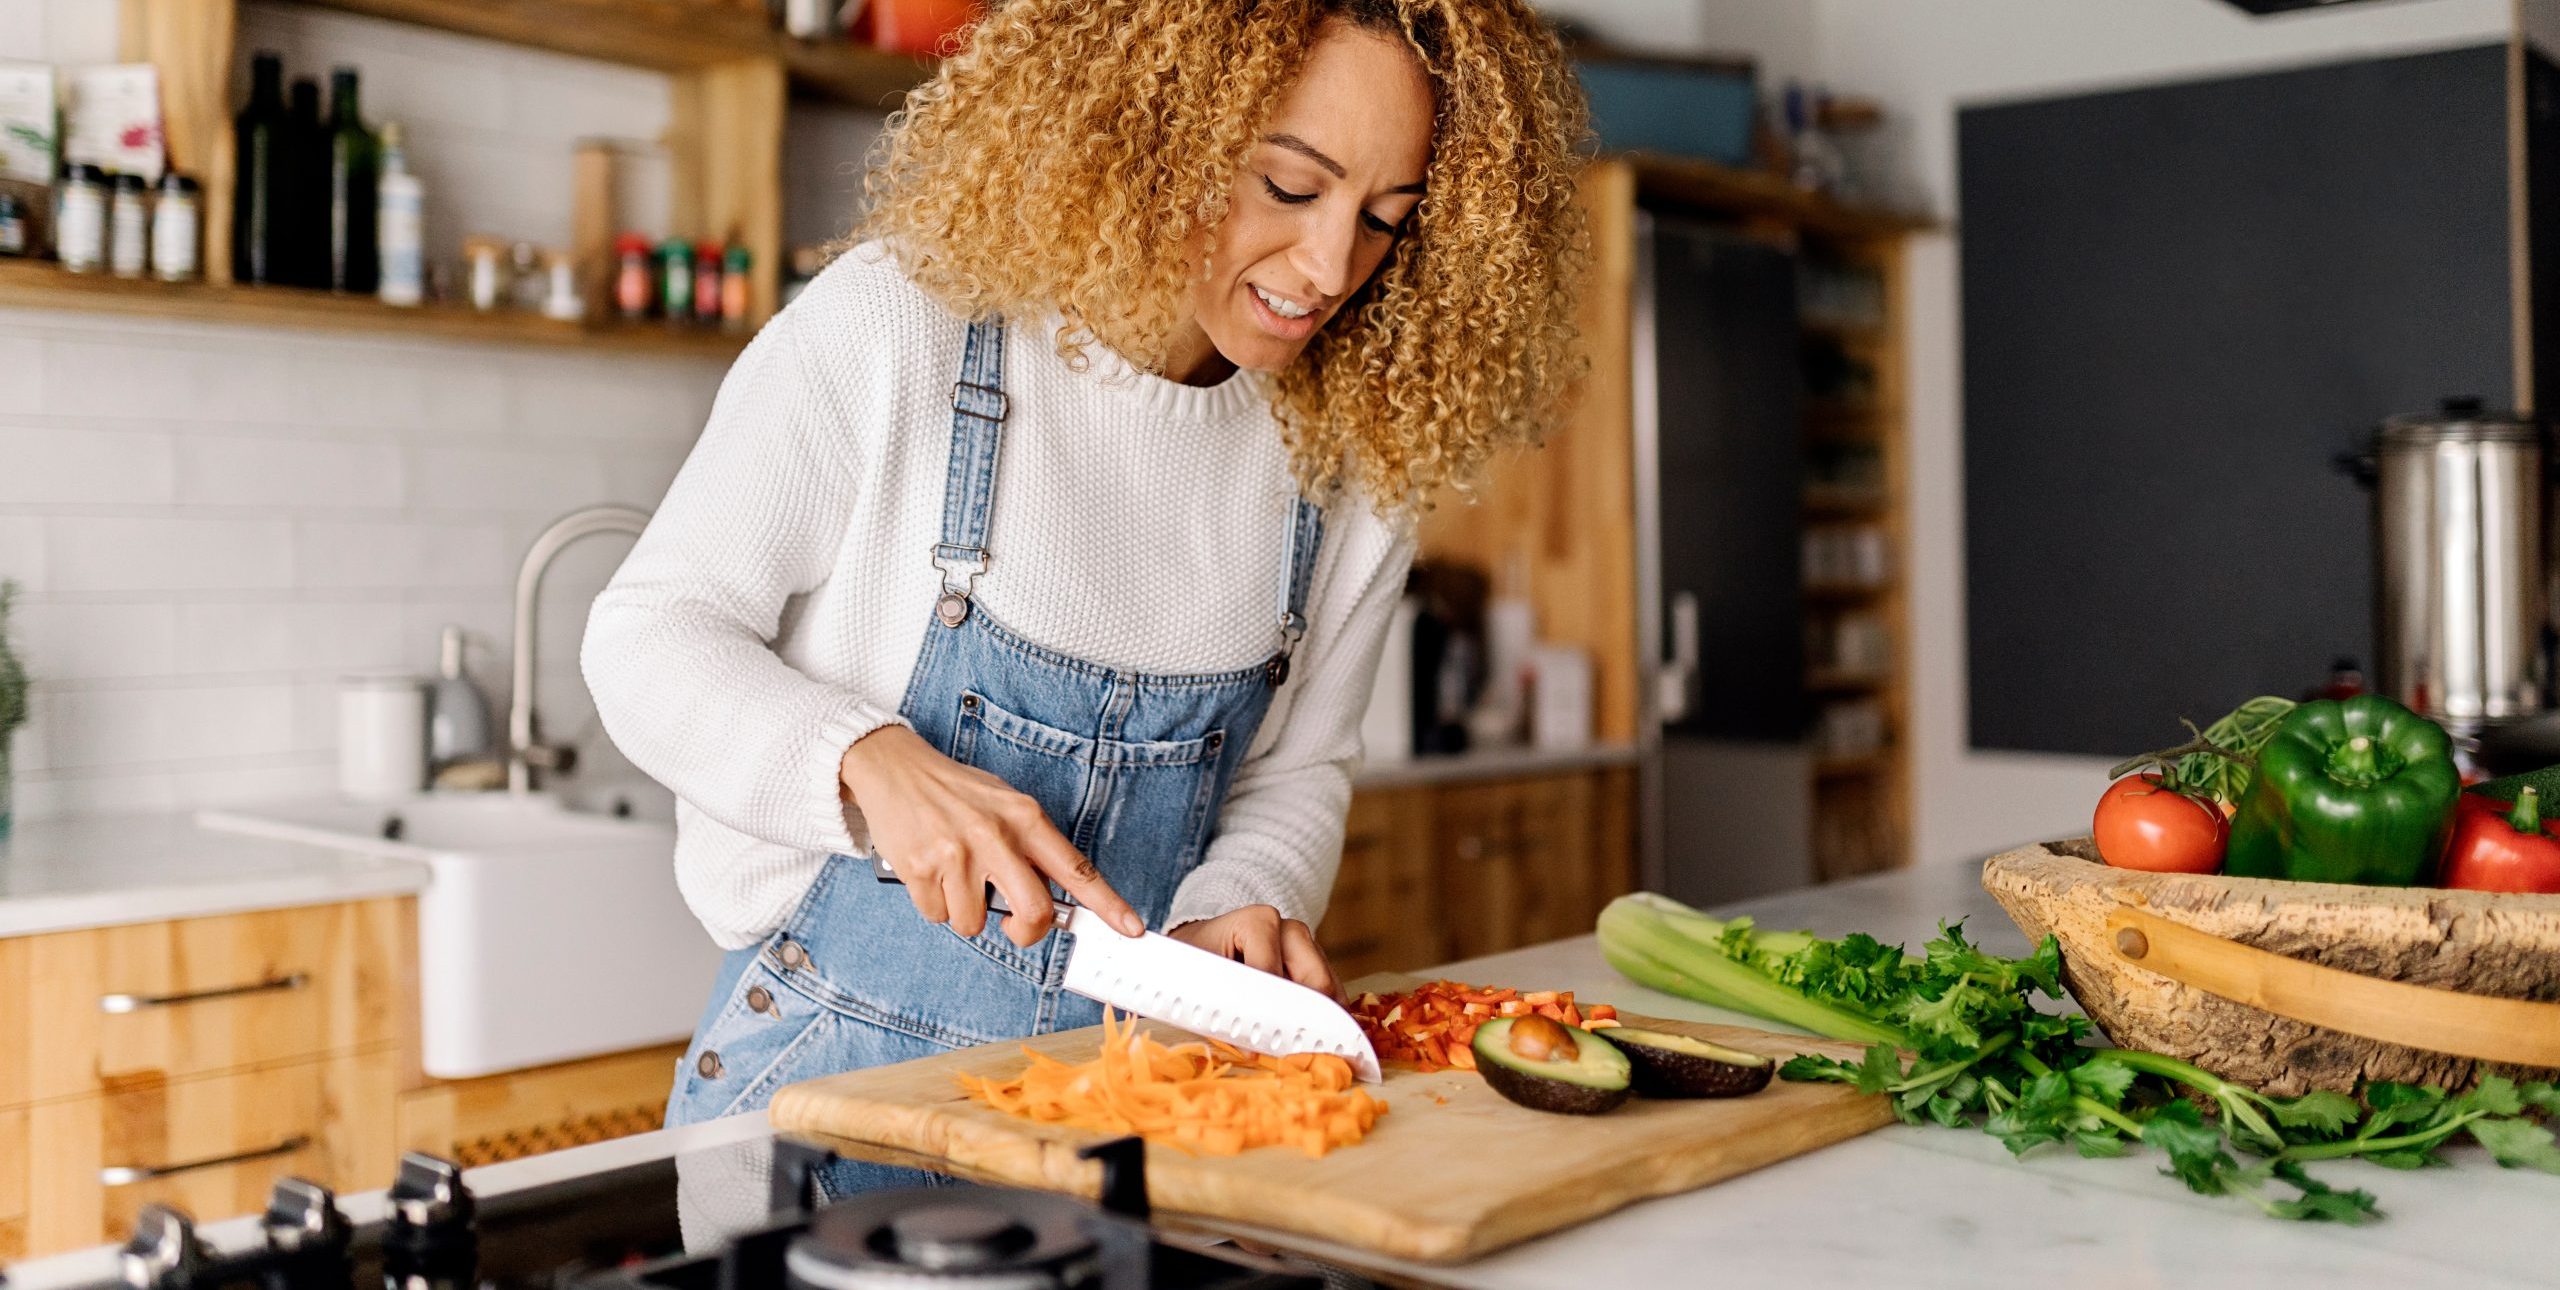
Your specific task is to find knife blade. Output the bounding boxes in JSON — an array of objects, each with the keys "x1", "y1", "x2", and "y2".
[{"x1": 870, "y1": 858, "x2": 1382, "y2": 1082}]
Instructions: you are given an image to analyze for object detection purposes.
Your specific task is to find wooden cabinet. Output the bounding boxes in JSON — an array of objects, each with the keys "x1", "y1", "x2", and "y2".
[
  {"x1": 6, "y1": 900, "x2": 411, "y2": 1106},
  {"x1": 397, "y1": 1042, "x2": 684, "y2": 1169},
  {"x1": 22, "y1": 1050, "x2": 400, "y2": 1255},
  {"x1": 0, "y1": 901, "x2": 409, "y2": 1260},
  {"x1": 1322, "y1": 766, "x2": 1636, "y2": 979},
  {"x1": 0, "y1": 1104, "x2": 27, "y2": 1263}
]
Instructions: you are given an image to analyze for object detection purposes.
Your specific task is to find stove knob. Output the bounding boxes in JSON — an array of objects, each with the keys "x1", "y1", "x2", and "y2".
[
  {"x1": 263, "y1": 1178, "x2": 351, "y2": 1253},
  {"x1": 118, "y1": 1205, "x2": 210, "y2": 1290},
  {"x1": 385, "y1": 1153, "x2": 476, "y2": 1240},
  {"x1": 888, "y1": 1204, "x2": 1036, "y2": 1271},
  {"x1": 383, "y1": 1153, "x2": 477, "y2": 1290}
]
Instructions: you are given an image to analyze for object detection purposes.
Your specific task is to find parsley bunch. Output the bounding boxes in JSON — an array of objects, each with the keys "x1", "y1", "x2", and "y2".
[{"x1": 1599, "y1": 893, "x2": 2560, "y2": 1222}]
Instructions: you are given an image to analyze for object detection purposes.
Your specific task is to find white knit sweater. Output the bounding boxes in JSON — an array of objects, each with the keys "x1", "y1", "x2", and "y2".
[{"x1": 582, "y1": 243, "x2": 1416, "y2": 950}]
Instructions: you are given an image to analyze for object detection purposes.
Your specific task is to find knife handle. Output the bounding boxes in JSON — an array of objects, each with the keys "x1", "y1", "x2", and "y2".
[{"x1": 867, "y1": 856, "x2": 1072, "y2": 927}]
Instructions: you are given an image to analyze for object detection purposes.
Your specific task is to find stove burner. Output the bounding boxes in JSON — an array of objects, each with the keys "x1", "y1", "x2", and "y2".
[{"x1": 785, "y1": 1191, "x2": 1099, "y2": 1289}]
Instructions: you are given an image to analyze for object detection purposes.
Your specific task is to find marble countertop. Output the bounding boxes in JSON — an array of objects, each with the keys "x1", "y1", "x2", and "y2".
[
  {"x1": 0, "y1": 812, "x2": 429, "y2": 937},
  {"x1": 1298, "y1": 863, "x2": 2559, "y2": 1290}
]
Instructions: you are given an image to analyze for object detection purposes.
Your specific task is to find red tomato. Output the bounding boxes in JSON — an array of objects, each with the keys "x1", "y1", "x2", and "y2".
[{"x1": 2093, "y1": 774, "x2": 2227, "y2": 873}]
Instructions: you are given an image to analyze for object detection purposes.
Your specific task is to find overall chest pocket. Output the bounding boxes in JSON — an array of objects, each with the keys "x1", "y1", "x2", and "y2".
[{"x1": 948, "y1": 689, "x2": 1229, "y2": 918}]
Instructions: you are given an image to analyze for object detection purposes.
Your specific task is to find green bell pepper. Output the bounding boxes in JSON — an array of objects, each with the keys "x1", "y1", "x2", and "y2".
[{"x1": 2224, "y1": 694, "x2": 2458, "y2": 887}]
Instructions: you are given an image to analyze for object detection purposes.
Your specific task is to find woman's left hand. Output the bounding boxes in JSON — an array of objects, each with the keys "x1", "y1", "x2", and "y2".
[{"x1": 1168, "y1": 905, "x2": 1338, "y2": 998}]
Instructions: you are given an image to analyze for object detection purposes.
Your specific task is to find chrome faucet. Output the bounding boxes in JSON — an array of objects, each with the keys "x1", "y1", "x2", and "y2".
[{"x1": 510, "y1": 504, "x2": 651, "y2": 795}]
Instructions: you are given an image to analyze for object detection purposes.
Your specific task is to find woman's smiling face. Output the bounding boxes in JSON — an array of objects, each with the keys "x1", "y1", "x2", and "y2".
[{"x1": 1170, "y1": 18, "x2": 1435, "y2": 383}]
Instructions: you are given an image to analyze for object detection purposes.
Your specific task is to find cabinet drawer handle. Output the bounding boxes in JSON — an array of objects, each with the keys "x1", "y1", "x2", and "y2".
[
  {"x1": 99, "y1": 972, "x2": 310, "y2": 1014},
  {"x1": 100, "y1": 1135, "x2": 312, "y2": 1187}
]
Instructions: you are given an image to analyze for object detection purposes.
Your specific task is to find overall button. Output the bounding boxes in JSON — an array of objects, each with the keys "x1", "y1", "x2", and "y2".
[
  {"x1": 746, "y1": 985, "x2": 774, "y2": 1014},
  {"x1": 697, "y1": 1050, "x2": 724, "y2": 1079},
  {"x1": 777, "y1": 939, "x2": 809, "y2": 970},
  {"x1": 1204, "y1": 731, "x2": 1224, "y2": 754},
  {"x1": 936, "y1": 593, "x2": 971, "y2": 628}
]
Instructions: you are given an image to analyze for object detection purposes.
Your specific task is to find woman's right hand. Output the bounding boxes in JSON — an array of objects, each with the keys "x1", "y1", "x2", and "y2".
[{"x1": 838, "y1": 724, "x2": 1146, "y2": 946}]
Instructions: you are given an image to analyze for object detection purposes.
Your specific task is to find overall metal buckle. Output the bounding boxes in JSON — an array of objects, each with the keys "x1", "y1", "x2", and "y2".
[{"x1": 931, "y1": 544, "x2": 989, "y2": 627}]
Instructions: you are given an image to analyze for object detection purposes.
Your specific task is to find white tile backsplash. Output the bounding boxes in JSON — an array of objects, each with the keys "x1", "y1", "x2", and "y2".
[
  {"x1": 0, "y1": 1, "x2": 759, "y2": 821},
  {"x1": 47, "y1": 515, "x2": 298, "y2": 593},
  {"x1": 176, "y1": 435, "x2": 406, "y2": 510},
  {"x1": 0, "y1": 424, "x2": 177, "y2": 505}
]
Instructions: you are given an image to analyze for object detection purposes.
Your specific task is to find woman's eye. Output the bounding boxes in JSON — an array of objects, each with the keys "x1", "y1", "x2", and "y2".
[
  {"x1": 1360, "y1": 211, "x2": 1403, "y2": 238},
  {"x1": 1261, "y1": 176, "x2": 1316, "y2": 205}
]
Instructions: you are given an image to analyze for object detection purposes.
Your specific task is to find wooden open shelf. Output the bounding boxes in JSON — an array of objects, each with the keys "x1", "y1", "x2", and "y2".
[
  {"x1": 1626, "y1": 152, "x2": 1933, "y2": 242},
  {"x1": 302, "y1": 0, "x2": 935, "y2": 107},
  {"x1": 0, "y1": 258, "x2": 747, "y2": 357}
]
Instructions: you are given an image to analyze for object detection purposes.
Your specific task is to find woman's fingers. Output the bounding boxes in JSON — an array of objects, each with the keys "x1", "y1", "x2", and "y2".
[
  {"x1": 1016, "y1": 809, "x2": 1144, "y2": 936},
  {"x1": 903, "y1": 854, "x2": 952, "y2": 926},
  {"x1": 1278, "y1": 919, "x2": 1338, "y2": 997},
  {"x1": 983, "y1": 853, "x2": 1056, "y2": 948},
  {"x1": 940, "y1": 864, "x2": 989, "y2": 939},
  {"x1": 1228, "y1": 908, "x2": 1286, "y2": 976}
]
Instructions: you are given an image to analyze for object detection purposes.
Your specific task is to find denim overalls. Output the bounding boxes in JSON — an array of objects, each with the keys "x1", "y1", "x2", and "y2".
[{"x1": 664, "y1": 319, "x2": 1324, "y2": 1190}]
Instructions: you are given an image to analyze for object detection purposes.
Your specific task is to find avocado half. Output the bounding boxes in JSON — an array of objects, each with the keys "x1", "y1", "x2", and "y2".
[
  {"x1": 1471, "y1": 1016, "x2": 1632, "y2": 1115},
  {"x1": 1605, "y1": 1027, "x2": 1774, "y2": 1098}
]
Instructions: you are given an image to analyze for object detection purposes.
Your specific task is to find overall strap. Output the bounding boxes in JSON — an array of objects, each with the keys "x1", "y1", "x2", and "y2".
[
  {"x1": 933, "y1": 318, "x2": 1010, "y2": 628},
  {"x1": 1264, "y1": 496, "x2": 1326, "y2": 688}
]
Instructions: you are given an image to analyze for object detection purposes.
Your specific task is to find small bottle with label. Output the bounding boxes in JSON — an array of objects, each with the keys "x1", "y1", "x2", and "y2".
[
  {"x1": 56, "y1": 164, "x2": 108, "y2": 273},
  {"x1": 0, "y1": 192, "x2": 24, "y2": 256},
  {"x1": 693, "y1": 243, "x2": 722, "y2": 326},
  {"x1": 108, "y1": 174, "x2": 150, "y2": 279},
  {"x1": 375, "y1": 121, "x2": 424, "y2": 306},
  {"x1": 151, "y1": 173, "x2": 200, "y2": 282},
  {"x1": 614, "y1": 232, "x2": 652, "y2": 321},
  {"x1": 721, "y1": 240, "x2": 750, "y2": 332},
  {"x1": 659, "y1": 237, "x2": 692, "y2": 322}
]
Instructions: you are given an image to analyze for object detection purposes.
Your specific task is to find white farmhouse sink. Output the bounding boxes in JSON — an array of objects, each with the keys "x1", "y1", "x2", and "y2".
[{"x1": 197, "y1": 794, "x2": 720, "y2": 1079}]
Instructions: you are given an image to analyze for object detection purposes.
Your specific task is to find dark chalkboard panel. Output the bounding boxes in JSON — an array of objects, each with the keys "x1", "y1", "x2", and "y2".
[{"x1": 1960, "y1": 45, "x2": 2512, "y2": 757}]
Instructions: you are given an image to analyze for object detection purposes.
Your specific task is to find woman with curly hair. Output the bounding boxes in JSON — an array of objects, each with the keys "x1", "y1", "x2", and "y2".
[{"x1": 584, "y1": 0, "x2": 1588, "y2": 1163}]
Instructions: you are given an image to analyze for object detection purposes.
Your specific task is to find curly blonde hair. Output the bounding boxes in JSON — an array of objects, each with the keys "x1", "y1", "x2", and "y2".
[{"x1": 858, "y1": 0, "x2": 1589, "y2": 508}]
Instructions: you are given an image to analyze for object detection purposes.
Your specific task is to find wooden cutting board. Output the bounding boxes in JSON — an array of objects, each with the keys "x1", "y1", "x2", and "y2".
[{"x1": 767, "y1": 975, "x2": 1894, "y2": 1263}]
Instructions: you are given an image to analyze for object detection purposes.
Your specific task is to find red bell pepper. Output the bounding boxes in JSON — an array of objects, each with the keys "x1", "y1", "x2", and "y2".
[{"x1": 2440, "y1": 786, "x2": 2560, "y2": 894}]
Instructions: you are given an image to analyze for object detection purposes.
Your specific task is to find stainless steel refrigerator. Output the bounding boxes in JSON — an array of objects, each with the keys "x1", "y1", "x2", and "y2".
[{"x1": 1632, "y1": 214, "x2": 1816, "y2": 905}]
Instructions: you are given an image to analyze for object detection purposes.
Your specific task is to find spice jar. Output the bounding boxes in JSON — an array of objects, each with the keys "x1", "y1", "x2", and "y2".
[
  {"x1": 540, "y1": 250, "x2": 583, "y2": 321},
  {"x1": 693, "y1": 244, "x2": 723, "y2": 325},
  {"x1": 721, "y1": 241, "x2": 751, "y2": 332},
  {"x1": 0, "y1": 192, "x2": 24, "y2": 256},
  {"x1": 463, "y1": 236, "x2": 505, "y2": 311},
  {"x1": 659, "y1": 237, "x2": 693, "y2": 322},
  {"x1": 614, "y1": 232, "x2": 652, "y2": 321},
  {"x1": 151, "y1": 173, "x2": 200, "y2": 282},
  {"x1": 507, "y1": 241, "x2": 546, "y2": 313},
  {"x1": 108, "y1": 174, "x2": 149, "y2": 278},
  {"x1": 56, "y1": 164, "x2": 107, "y2": 273}
]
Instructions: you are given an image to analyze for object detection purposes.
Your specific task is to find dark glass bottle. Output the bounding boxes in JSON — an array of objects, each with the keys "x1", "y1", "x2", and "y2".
[
  {"x1": 326, "y1": 67, "x2": 379, "y2": 294},
  {"x1": 284, "y1": 78, "x2": 327, "y2": 287},
  {"x1": 230, "y1": 52, "x2": 285, "y2": 283}
]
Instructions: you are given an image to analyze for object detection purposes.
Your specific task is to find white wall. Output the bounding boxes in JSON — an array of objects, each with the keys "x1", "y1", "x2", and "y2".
[
  {"x1": 0, "y1": 4, "x2": 876, "y2": 820},
  {"x1": 1538, "y1": 0, "x2": 1824, "y2": 86},
  {"x1": 1802, "y1": 0, "x2": 2516, "y2": 866}
]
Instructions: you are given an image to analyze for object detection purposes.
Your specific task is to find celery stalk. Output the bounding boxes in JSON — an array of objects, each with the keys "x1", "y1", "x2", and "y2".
[{"x1": 1596, "y1": 896, "x2": 1908, "y2": 1046}]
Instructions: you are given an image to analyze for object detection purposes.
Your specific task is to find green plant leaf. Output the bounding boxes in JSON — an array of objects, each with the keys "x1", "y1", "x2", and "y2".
[
  {"x1": 2469, "y1": 1117, "x2": 2560, "y2": 1173},
  {"x1": 2268, "y1": 1090, "x2": 2363, "y2": 1138}
]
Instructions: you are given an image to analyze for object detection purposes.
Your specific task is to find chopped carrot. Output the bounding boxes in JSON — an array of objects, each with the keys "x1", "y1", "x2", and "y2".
[{"x1": 958, "y1": 1008, "x2": 1387, "y2": 1158}]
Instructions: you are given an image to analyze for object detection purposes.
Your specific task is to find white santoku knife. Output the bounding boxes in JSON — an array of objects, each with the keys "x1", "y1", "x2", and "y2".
[{"x1": 870, "y1": 860, "x2": 1382, "y2": 1082}]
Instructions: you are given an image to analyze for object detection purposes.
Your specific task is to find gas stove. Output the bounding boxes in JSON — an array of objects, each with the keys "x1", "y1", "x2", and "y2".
[{"x1": 6, "y1": 1135, "x2": 1333, "y2": 1290}]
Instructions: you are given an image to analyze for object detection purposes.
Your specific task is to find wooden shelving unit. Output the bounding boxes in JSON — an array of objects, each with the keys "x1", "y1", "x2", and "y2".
[
  {"x1": 22, "y1": 0, "x2": 941, "y2": 352},
  {"x1": 1628, "y1": 153, "x2": 1928, "y2": 883},
  {"x1": 0, "y1": 258, "x2": 748, "y2": 357}
]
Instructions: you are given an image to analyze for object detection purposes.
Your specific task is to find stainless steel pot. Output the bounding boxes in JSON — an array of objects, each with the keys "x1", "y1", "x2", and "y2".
[{"x1": 2364, "y1": 400, "x2": 2549, "y2": 729}]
